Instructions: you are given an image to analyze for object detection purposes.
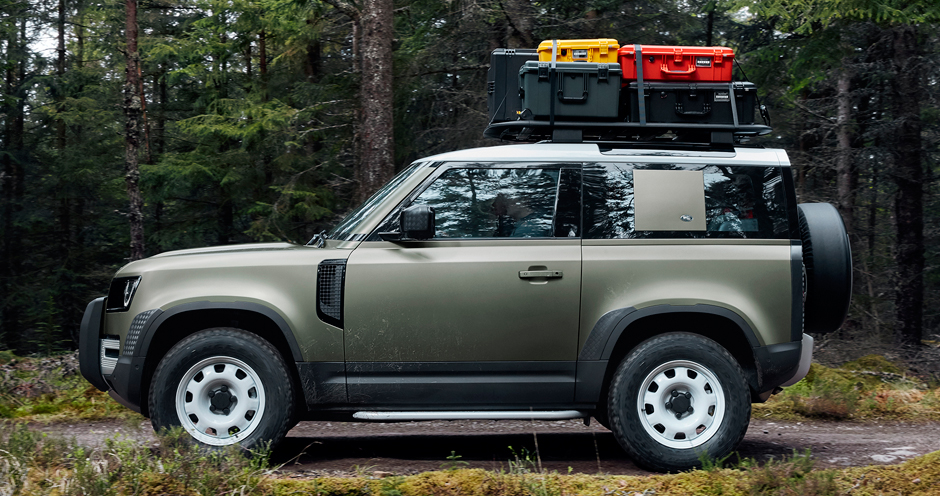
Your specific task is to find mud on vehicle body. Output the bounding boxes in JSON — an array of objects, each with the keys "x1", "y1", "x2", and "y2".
[{"x1": 79, "y1": 143, "x2": 851, "y2": 472}]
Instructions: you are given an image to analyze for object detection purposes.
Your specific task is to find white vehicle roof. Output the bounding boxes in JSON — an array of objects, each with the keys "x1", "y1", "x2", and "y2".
[{"x1": 419, "y1": 143, "x2": 790, "y2": 167}]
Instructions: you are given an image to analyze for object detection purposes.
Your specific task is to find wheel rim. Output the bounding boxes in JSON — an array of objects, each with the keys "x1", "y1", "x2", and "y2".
[
  {"x1": 636, "y1": 359, "x2": 725, "y2": 449},
  {"x1": 175, "y1": 356, "x2": 266, "y2": 446}
]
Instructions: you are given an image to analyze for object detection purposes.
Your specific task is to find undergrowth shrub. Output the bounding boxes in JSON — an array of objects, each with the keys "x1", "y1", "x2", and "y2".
[
  {"x1": 757, "y1": 356, "x2": 940, "y2": 420},
  {"x1": 0, "y1": 352, "x2": 143, "y2": 421},
  {"x1": 0, "y1": 423, "x2": 273, "y2": 496},
  {"x1": 743, "y1": 450, "x2": 838, "y2": 495},
  {"x1": 780, "y1": 364, "x2": 860, "y2": 419}
]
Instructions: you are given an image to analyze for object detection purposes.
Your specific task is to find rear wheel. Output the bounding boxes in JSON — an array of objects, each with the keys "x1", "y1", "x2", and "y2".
[
  {"x1": 149, "y1": 328, "x2": 294, "y2": 450},
  {"x1": 608, "y1": 333, "x2": 750, "y2": 472}
]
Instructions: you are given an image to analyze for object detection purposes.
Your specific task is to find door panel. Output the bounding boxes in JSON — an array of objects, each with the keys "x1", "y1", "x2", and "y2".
[
  {"x1": 342, "y1": 165, "x2": 583, "y2": 406},
  {"x1": 344, "y1": 239, "x2": 581, "y2": 362}
]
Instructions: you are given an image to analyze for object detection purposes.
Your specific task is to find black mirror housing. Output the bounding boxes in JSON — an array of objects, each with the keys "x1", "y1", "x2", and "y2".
[{"x1": 400, "y1": 205, "x2": 435, "y2": 240}]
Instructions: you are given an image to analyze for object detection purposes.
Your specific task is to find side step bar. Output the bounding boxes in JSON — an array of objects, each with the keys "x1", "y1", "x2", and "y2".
[{"x1": 352, "y1": 410, "x2": 588, "y2": 421}]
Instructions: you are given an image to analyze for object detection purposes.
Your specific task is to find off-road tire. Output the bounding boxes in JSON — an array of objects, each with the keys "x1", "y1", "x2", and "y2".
[
  {"x1": 149, "y1": 328, "x2": 294, "y2": 451},
  {"x1": 607, "y1": 332, "x2": 750, "y2": 472}
]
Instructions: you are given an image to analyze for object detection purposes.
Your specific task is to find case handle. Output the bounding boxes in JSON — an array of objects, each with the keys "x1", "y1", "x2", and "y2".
[
  {"x1": 556, "y1": 74, "x2": 589, "y2": 103},
  {"x1": 660, "y1": 63, "x2": 697, "y2": 75},
  {"x1": 675, "y1": 103, "x2": 711, "y2": 116}
]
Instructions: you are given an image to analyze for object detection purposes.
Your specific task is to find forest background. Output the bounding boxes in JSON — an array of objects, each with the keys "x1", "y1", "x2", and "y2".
[{"x1": 0, "y1": 0, "x2": 938, "y2": 356}]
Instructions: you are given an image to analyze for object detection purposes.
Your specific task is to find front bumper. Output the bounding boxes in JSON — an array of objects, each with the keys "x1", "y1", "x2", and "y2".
[
  {"x1": 78, "y1": 297, "x2": 108, "y2": 391},
  {"x1": 78, "y1": 297, "x2": 146, "y2": 414}
]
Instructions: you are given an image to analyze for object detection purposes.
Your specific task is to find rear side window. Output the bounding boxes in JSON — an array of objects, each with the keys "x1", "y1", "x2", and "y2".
[{"x1": 584, "y1": 163, "x2": 790, "y2": 239}]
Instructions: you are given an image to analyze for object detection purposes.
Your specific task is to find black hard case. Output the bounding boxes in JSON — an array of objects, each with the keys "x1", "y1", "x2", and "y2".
[
  {"x1": 520, "y1": 61, "x2": 622, "y2": 120},
  {"x1": 487, "y1": 48, "x2": 538, "y2": 124},
  {"x1": 623, "y1": 82, "x2": 757, "y2": 125}
]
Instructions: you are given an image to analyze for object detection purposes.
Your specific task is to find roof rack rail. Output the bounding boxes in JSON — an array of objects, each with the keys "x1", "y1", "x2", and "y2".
[{"x1": 483, "y1": 120, "x2": 771, "y2": 144}]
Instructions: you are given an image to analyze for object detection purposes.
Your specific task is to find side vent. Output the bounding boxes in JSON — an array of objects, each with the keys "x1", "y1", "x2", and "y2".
[{"x1": 317, "y1": 259, "x2": 347, "y2": 328}]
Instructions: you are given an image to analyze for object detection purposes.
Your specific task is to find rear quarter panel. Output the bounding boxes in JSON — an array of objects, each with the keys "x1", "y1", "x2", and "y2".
[{"x1": 580, "y1": 238, "x2": 793, "y2": 351}]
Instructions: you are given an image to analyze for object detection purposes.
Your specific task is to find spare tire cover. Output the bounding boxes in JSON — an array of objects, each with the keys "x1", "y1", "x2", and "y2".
[{"x1": 798, "y1": 203, "x2": 852, "y2": 334}]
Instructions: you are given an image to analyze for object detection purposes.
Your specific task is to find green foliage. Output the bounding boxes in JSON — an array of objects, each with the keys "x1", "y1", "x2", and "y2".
[
  {"x1": 747, "y1": 0, "x2": 940, "y2": 34},
  {"x1": 440, "y1": 450, "x2": 470, "y2": 471}
]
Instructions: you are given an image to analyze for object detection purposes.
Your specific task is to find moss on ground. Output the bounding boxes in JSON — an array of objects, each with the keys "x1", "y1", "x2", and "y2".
[
  {"x1": 269, "y1": 451, "x2": 940, "y2": 496},
  {"x1": 0, "y1": 352, "x2": 144, "y2": 422},
  {"x1": 754, "y1": 357, "x2": 940, "y2": 422}
]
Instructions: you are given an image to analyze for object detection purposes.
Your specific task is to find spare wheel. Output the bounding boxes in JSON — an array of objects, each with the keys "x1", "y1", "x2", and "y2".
[{"x1": 798, "y1": 203, "x2": 852, "y2": 334}]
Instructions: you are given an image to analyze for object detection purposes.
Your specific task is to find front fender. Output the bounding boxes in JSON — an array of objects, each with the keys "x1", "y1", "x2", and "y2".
[{"x1": 131, "y1": 301, "x2": 303, "y2": 361}]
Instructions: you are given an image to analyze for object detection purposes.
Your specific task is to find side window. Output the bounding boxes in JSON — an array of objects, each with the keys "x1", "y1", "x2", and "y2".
[
  {"x1": 584, "y1": 163, "x2": 789, "y2": 239},
  {"x1": 411, "y1": 167, "x2": 579, "y2": 238}
]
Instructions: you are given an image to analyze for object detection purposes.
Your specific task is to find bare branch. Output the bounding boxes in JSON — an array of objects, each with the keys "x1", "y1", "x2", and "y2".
[{"x1": 321, "y1": 0, "x2": 361, "y2": 20}]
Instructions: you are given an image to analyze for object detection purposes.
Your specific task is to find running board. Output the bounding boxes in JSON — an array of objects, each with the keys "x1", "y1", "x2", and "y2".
[{"x1": 352, "y1": 410, "x2": 589, "y2": 421}]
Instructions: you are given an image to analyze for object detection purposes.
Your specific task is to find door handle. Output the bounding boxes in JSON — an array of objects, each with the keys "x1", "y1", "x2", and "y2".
[{"x1": 519, "y1": 270, "x2": 563, "y2": 279}]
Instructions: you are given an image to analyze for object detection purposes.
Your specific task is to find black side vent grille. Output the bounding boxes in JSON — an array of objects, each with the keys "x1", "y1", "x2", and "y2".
[{"x1": 317, "y1": 259, "x2": 347, "y2": 328}]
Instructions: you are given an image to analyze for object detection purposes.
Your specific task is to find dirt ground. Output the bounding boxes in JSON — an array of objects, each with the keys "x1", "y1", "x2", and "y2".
[{"x1": 32, "y1": 417, "x2": 940, "y2": 477}]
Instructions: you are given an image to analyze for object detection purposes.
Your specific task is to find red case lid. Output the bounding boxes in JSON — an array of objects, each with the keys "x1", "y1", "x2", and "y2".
[{"x1": 618, "y1": 45, "x2": 734, "y2": 62}]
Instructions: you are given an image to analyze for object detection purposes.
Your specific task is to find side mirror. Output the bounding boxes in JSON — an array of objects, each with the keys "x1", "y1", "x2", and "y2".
[
  {"x1": 379, "y1": 205, "x2": 435, "y2": 241},
  {"x1": 400, "y1": 205, "x2": 435, "y2": 240}
]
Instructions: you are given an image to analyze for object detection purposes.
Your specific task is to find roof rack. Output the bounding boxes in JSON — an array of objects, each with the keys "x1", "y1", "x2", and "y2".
[{"x1": 483, "y1": 120, "x2": 772, "y2": 145}]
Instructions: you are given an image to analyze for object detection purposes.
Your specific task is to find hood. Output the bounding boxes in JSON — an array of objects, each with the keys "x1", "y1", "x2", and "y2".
[
  {"x1": 148, "y1": 242, "x2": 300, "y2": 258},
  {"x1": 113, "y1": 241, "x2": 346, "y2": 278}
]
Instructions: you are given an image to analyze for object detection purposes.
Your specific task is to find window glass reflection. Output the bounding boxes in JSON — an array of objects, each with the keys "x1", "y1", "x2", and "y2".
[
  {"x1": 584, "y1": 163, "x2": 789, "y2": 239},
  {"x1": 413, "y1": 168, "x2": 560, "y2": 238}
]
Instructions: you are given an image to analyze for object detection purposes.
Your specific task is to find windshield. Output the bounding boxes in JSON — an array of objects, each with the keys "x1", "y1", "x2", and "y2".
[{"x1": 327, "y1": 162, "x2": 425, "y2": 241}]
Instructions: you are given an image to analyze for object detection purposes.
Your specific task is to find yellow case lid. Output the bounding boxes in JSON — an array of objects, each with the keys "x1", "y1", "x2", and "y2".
[{"x1": 537, "y1": 39, "x2": 621, "y2": 54}]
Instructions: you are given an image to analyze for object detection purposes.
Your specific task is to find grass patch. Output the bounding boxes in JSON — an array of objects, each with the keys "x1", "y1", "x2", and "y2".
[
  {"x1": 0, "y1": 352, "x2": 143, "y2": 422},
  {"x1": 754, "y1": 355, "x2": 940, "y2": 421},
  {"x1": 0, "y1": 421, "x2": 936, "y2": 495},
  {"x1": 273, "y1": 450, "x2": 940, "y2": 496}
]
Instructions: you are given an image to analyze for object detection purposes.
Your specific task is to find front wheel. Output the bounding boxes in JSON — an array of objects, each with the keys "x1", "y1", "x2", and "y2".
[
  {"x1": 607, "y1": 333, "x2": 750, "y2": 472},
  {"x1": 149, "y1": 328, "x2": 294, "y2": 450}
]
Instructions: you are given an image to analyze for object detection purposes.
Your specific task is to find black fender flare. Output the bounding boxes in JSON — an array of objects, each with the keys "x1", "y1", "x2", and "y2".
[
  {"x1": 579, "y1": 304, "x2": 760, "y2": 362},
  {"x1": 574, "y1": 304, "x2": 763, "y2": 404},
  {"x1": 133, "y1": 301, "x2": 304, "y2": 362}
]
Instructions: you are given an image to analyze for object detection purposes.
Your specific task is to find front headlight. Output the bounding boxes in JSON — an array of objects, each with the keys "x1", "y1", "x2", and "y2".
[{"x1": 106, "y1": 276, "x2": 141, "y2": 312}]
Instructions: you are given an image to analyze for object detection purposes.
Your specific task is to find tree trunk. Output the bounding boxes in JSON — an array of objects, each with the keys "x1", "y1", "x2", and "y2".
[
  {"x1": 500, "y1": 0, "x2": 535, "y2": 48},
  {"x1": 890, "y1": 24, "x2": 924, "y2": 348},
  {"x1": 355, "y1": 0, "x2": 394, "y2": 202},
  {"x1": 124, "y1": 0, "x2": 145, "y2": 261},
  {"x1": 155, "y1": 63, "x2": 166, "y2": 155},
  {"x1": 2, "y1": 20, "x2": 27, "y2": 350},
  {"x1": 1, "y1": 32, "x2": 16, "y2": 349},
  {"x1": 705, "y1": 1, "x2": 715, "y2": 46},
  {"x1": 304, "y1": 22, "x2": 321, "y2": 83},
  {"x1": 835, "y1": 67, "x2": 855, "y2": 235},
  {"x1": 259, "y1": 29, "x2": 268, "y2": 101},
  {"x1": 56, "y1": 0, "x2": 67, "y2": 150}
]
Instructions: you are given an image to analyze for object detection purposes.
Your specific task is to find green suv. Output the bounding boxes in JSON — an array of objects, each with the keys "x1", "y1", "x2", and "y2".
[{"x1": 79, "y1": 142, "x2": 852, "y2": 471}]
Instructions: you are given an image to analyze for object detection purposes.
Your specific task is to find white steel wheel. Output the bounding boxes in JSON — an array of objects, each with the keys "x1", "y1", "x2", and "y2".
[
  {"x1": 150, "y1": 328, "x2": 294, "y2": 451},
  {"x1": 637, "y1": 359, "x2": 725, "y2": 449},
  {"x1": 607, "y1": 332, "x2": 751, "y2": 472},
  {"x1": 176, "y1": 356, "x2": 266, "y2": 446}
]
